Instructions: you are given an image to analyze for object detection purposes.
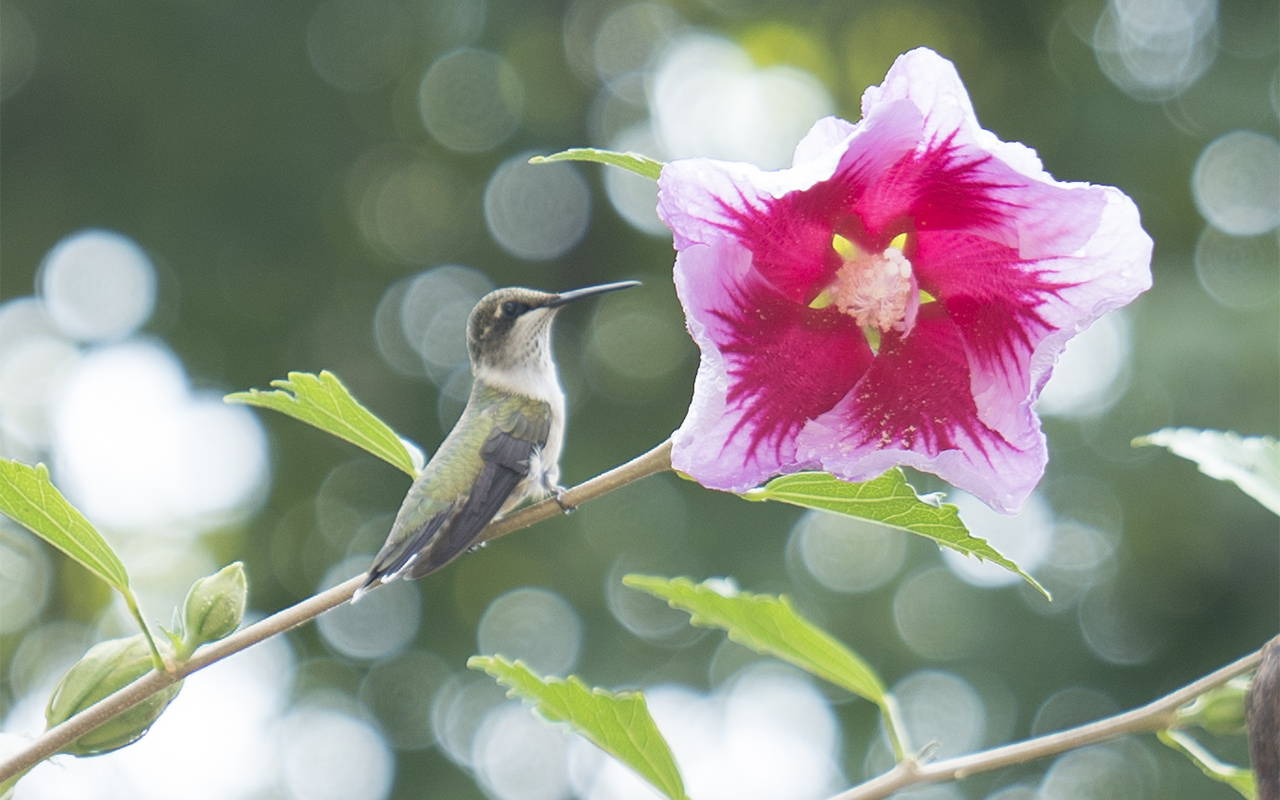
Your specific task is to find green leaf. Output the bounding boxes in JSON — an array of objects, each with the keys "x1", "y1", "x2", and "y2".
[
  {"x1": 529, "y1": 148, "x2": 664, "y2": 180},
  {"x1": 623, "y1": 574, "x2": 911, "y2": 759},
  {"x1": 0, "y1": 459, "x2": 129, "y2": 593},
  {"x1": 623, "y1": 575, "x2": 884, "y2": 702},
  {"x1": 1134, "y1": 428, "x2": 1280, "y2": 515},
  {"x1": 467, "y1": 655, "x2": 689, "y2": 800},
  {"x1": 226, "y1": 370, "x2": 417, "y2": 477},
  {"x1": 1157, "y1": 729, "x2": 1256, "y2": 798},
  {"x1": 742, "y1": 469, "x2": 1049, "y2": 599}
]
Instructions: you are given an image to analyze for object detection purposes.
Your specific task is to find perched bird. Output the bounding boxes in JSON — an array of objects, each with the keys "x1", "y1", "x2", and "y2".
[{"x1": 354, "y1": 280, "x2": 640, "y2": 599}]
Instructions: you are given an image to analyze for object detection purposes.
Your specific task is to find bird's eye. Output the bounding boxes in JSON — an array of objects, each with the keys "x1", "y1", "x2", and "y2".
[{"x1": 501, "y1": 300, "x2": 529, "y2": 317}]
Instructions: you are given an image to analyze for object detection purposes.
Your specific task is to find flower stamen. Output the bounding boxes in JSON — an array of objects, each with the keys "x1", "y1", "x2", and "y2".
[{"x1": 822, "y1": 233, "x2": 920, "y2": 338}]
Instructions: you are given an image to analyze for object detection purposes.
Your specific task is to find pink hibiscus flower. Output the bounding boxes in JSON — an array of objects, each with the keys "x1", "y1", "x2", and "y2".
[{"x1": 657, "y1": 48, "x2": 1153, "y2": 512}]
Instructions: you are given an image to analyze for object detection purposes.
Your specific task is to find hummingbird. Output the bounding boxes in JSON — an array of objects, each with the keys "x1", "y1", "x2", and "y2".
[{"x1": 354, "y1": 279, "x2": 640, "y2": 599}]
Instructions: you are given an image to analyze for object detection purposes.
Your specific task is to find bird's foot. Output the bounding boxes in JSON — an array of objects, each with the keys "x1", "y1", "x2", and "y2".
[{"x1": 551, "y1": 485, "x2": 575, "y2": 514}]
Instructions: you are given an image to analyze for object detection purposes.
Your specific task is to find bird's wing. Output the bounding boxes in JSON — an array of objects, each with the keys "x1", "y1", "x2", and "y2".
[
  {"x1": 357, "y1": 500, "x2": 458, "y2": 594},
  {"x1": 405, "y1": 405, "x2": 551, "y2": 579}
]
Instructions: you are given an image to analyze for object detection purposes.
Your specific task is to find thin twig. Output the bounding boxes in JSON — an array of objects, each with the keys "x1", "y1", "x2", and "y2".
[
  {"x1": 831, "y1": 638, "x2": 1272, "y2": 800},
  {"x1": 0, "y1": 439, "x2": 674, "y2": 783}
]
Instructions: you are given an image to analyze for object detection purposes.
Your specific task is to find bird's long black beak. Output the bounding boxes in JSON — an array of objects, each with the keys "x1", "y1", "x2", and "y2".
[{"x1": 546, "y1": 280, "x2": 640, "y2": 308}]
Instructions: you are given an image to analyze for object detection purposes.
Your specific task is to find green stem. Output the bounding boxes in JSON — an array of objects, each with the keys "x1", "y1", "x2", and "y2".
[
  {"x1": 0, "y1": 766, "x2": 33, "y2": 797},
  {"x1": 1157, "y1": 729, "x2": 1256, "y2": 798},
  {"x1": 831, "y1": 638, "x2": 1270, "y2": 800},
  {"x1": 877, "y1": 693, "x2": 910, "y2": 763},
  {"x1": 122, "y1": 588, "x2": 167, "y2": 672},
  {"x1": 0, "y1": 439, "x2": 675, "y2": 785}
]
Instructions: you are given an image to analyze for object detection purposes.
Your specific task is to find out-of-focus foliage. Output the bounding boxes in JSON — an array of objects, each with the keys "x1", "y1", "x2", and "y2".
[
  {"x1": 1136, "y1": 429, "x2": 1280, "y2": 515},
  {"x1": 469, "y1": 655, "x2": 689, "y2": 800},
  {"x1": 1, "y1": 0, "x2": 1276, "y2": 798}
]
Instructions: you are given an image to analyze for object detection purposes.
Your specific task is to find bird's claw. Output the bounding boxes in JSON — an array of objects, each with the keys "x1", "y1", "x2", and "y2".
[{"x1": 552, "y1": 486, "x2": 575, "y2": 514}]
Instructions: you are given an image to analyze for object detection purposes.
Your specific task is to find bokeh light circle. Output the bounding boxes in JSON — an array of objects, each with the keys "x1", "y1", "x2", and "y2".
[
  {"x1": 477, "y1": 587, "x2": 583, "y2": 676},
  {"x1": 0, "y1": 333, "x2": 80, "y2": 450},
  {"x1": 1039, "y1": 742, "x2": 1154, "y2": 799},
  {"x1": 1192, "y1": 130, "x2": 1280, "y2": 235},
  {"x1": 1078, "y1": 582, "x2": 1167, "y2": 665},
  {"x1": 316, "y1": 557, "x2": 421, "y2": 660},
  {"x1": 306, "y1": 0, "x2": 413, "y2": 92},
  {"x1": 483, "y1": 154, "x2": 591, "y2": 260},
  {"x1": 473, "y1": 703, "x2": 573, "y2": 800},
  {"x1": 894, "y1": 670, "x2": 986, "y2": 758},
  {"x1": 38, "y1": 229, "x2": 156, "y2": 342},
  {"x1": 893, "y1": 567, "x2": 990, "y2": 660},
  {"x1": 0, "y1": 524, "x2": 52, "y2": 635},
  {"x1": 51, "y1": 341, "x2": 268, "y2": 532},
  {"x1": 1193, "y1": 227, "x2": 1280, "y2": 310},
  {"x1": 418, "y1": 48, "x2": 523, "y2": 153},
  {"x1": 1092, "y1": 0, "x2": 1217, "y2": 102},
  {"x1": 280, "y1": 705, "x2": 394, "y2": 800},
  {"x1": 358, "y1": 649, "x2": 452, "y2": 750},
  {"x1": 431, "y1": 672, "x2": 508, "y2": 766},
  {"x1": 650, "y1": 33, "x2": 834, "y2": 168},
  {"x1": 943, "y1": 492, "x2": 1054, "y2": 588},
  {"x1": 1036, "y1": 312, "x2": 1132, "y2": 419},
  {"x1": 791, "y1": 509, "x2": 908, "y2": 594}
]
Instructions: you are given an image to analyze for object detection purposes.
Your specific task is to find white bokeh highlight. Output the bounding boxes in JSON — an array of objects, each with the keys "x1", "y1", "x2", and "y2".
[
  {"x1": 50, "y1": 341, "x2": 268, "y2": 533},
  {"x1": 477, "y1": 587, "x2": 583, "y2": 676},
  {"x1": 944, "y1": 491, "x2": 1054, "y2": 588},
  {"x1": 38, "y1": 229, "x2": 156, "y2": 343},
  {"x1": 483, "y1": 155, "x2": 591, "y2": 260},
  {"x1": 649, "y1": 33, "x2": 834, "y2": 168},
  {"x1": 1192, "y1": 130, "x2": 1280, "y2": 235}
]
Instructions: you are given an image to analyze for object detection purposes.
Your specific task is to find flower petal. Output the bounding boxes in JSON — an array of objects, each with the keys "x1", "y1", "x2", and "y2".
[
  {"x1": 913, "y1": 175, "x2": 1152, "y2": 440},
  {"x1": 671, "y1": 240, "x2": 872, "y2": 491},
  {"x1": 659, "y1": 144, "x2": 851, "y2": 304},
  {"x1": 797, "y1": 307, "x2": 1045, "y2": 512},
  {"x1": 657, "y1": 136, "x2": 847, "y2": 253}
]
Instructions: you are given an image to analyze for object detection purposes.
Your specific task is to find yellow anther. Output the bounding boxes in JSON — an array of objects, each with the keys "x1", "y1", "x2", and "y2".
[
  {"x1": 831, "y1": 233, "x2": 860, "y2": 261},
  {"x1": 809, "y1": 288, "x2": 835, "y2": 309},
  {"x1": 889, "y1": 232, "x2": 909, "y2": 252}
]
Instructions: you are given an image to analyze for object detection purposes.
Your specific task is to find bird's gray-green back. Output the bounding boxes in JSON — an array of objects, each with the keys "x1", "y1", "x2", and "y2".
[{"x1": 361, "y1": 379, "x2": 552, "y2": 585}]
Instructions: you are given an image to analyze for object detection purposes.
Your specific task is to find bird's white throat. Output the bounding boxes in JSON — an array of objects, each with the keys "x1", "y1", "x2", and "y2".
[{"x1": 473, "y1": 359, "x2": 564, "y2": 404}]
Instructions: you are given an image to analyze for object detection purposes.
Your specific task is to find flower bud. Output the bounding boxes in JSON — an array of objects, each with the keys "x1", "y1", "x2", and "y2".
[
  {"x1": 1178, "y1": 677, "x2": 1251, "y2": 736},
  {"x1": 181, "y1": 561, "x2": 247, "y2": 655},
  {"x1": 45, "y1": 635, "x2": 182, "y2": 756}
]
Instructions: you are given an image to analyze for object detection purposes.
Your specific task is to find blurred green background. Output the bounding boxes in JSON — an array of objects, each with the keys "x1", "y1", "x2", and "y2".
[{"x1": 1, "y1": 0, "x2": 1277, "y2": 798}]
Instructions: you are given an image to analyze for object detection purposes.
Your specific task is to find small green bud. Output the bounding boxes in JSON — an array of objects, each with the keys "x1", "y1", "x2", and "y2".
[
  {"x1": 45, "y1": 635, "x2": 182, "y2": 756},
  {"x1": 1178, "y1": 676, "x2": 1251, "y2": 735},
  {"x1": 181, "y1": 561, "x2": 247, "y2": 656}
]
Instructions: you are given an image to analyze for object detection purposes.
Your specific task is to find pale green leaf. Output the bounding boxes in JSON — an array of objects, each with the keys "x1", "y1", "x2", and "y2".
[
  {"x1": 623, "y1": 575, "x2": 885, "y2": 703},
  {"x1": 0, "y1": 459, "x2": 129, "y2": 592},
  {"x1": 226, "y1": 370, "x2": 416, "y2": 477},
  {"x1": 529, "y1": 148, "x2": 664, "y2": 180},
  {"x1": 743, "y1": 469, "x2": 1049, "y2": 599},
  {"x1": 1157, "y1": 729, "x2": 1256, "y2": 798},
  {"x1": 1135, "y1": 428, "x2": 1280, "y2": 515},
  {"x1": 468, "y1": 655, "x2": 688, "y2": 800}
]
